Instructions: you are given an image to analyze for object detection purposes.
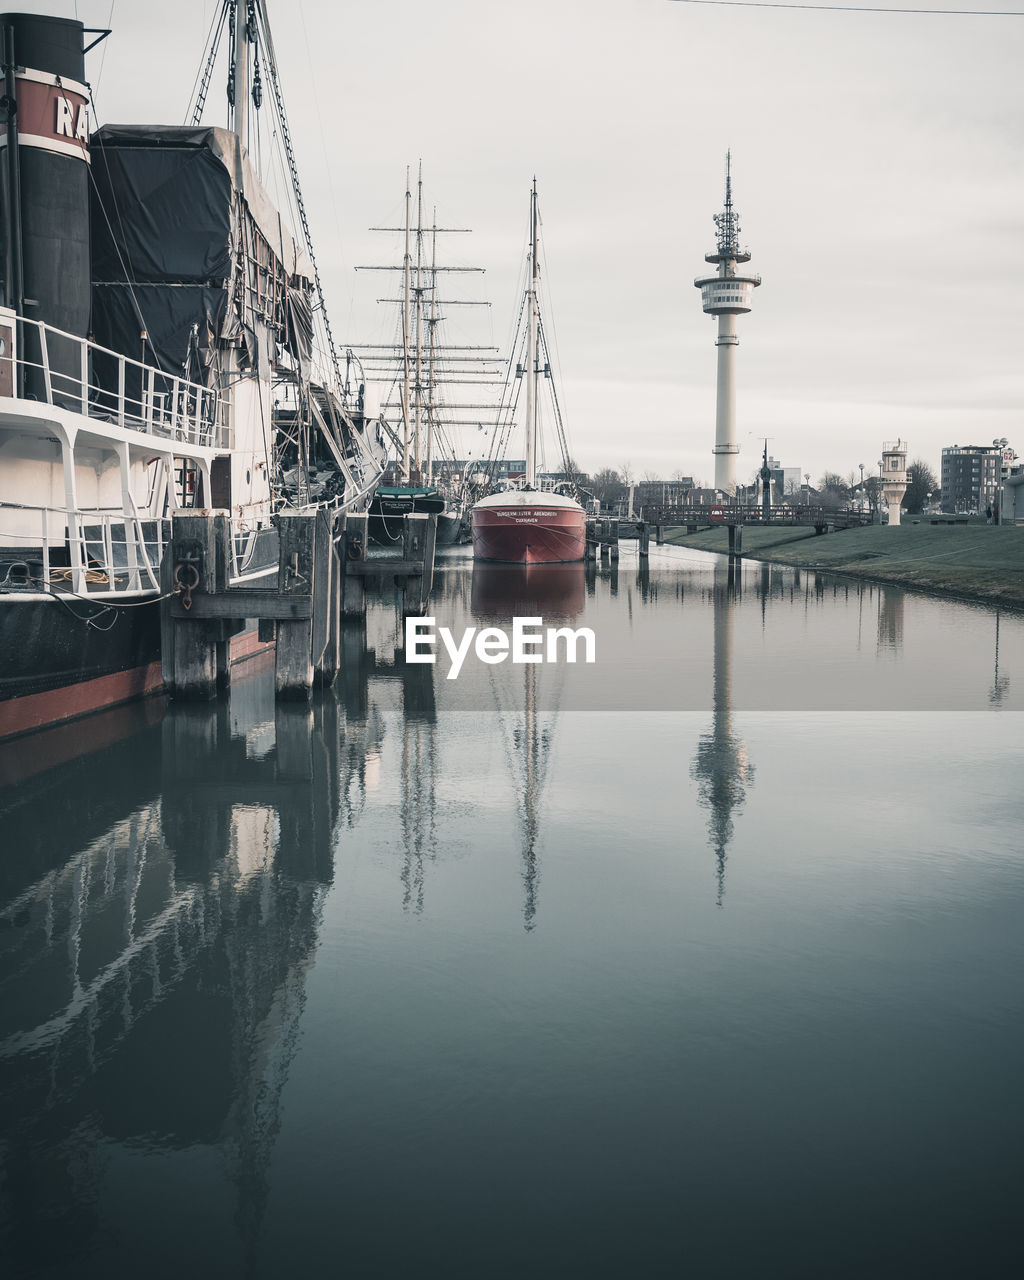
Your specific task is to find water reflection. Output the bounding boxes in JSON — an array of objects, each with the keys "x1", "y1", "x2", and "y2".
[
  {"x1": 690, "y1": 561, "x2": 755, "y2": 906},
  {"x1": 990, "y1": 613, "x2": 1010, "y2": 707},
  {"x1": 0, "y1": 675, "x2": 345, "y2": 1267},
  {"x1": 2, "y1": 548, "x2": 1023, "y2": 1275},
  {"x1": 472, "y1": 562, "x2": 586, "y2": 930},
  {"x1": 877, "y1": 589, "x2": 905, "y2": 654}
]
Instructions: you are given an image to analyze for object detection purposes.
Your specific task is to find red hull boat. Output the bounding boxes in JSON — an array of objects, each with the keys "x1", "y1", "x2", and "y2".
[
  {"x1": 472, "y1": 491, "x2": 586, "y2": 563},
  {"x1": 471, "y1": 182, "x2": 586, "y2": 564}
]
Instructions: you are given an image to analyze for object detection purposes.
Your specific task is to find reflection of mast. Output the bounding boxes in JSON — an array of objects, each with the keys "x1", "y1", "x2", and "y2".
[
  {"x1": 518, "y1": 664, "x2": 544, "y2": 930},
  {"x1": 690, "y1": 564, "x2": 755, "y2": 905},
  {"x1": 473, "y1": 563, "x2": 582, "y2": 931},
  {"x1": 0, "y1": 683, "x2": 345, "y2": 1262},
  {"x1": 399, "y1": 647, "x2": 437, "y2": 914}
]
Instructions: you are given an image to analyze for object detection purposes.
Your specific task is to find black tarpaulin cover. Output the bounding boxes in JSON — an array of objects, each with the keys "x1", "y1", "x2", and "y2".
[{"x1": 89, "y1": 125, "x2": 310, "y2": 382}]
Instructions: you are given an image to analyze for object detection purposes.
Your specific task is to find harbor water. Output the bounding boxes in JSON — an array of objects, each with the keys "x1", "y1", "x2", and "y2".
[{"x1": 2, "y1": 545, "x2": 1022, "y2": 1278}]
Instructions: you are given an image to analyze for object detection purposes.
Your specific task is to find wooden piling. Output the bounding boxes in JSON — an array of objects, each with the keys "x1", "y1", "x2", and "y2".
[
  {"x1": 166, "y1": 511, "x2": 224, "y2": 700},
  {"x1": 342, "y1": 512, "x2": 368, "y2": 617},
  {"x1": 274, "y1": 511, "x2": 316, "y2": 699},
  {"x1": 310, "y1": 507, "x2": 340, "y2": 686},
  {"x1": 638, "y1": 521, "x2": 650, "y2": 558},
  {"x1": 400, "y1": 511, "x2": 437, "y2": 614}
]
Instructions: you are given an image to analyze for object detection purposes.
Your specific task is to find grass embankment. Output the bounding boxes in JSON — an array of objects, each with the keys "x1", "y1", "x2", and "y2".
[{"x1": 662, "y1": 522, "x2": 1024, "y2": 608}]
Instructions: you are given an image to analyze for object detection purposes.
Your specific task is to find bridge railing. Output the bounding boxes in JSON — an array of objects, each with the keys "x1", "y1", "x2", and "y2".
[{"x1": 638, "y1": 504, "x2": 873, "y2": 529}]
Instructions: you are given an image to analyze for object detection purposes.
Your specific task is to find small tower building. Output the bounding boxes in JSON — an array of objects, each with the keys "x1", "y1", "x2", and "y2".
[
  {"x1": 881, "y1": 439, "x2": 908, "y2": 527},
  {"x1": 694, "y1": 154, "x2": 761, "y2": 496}
]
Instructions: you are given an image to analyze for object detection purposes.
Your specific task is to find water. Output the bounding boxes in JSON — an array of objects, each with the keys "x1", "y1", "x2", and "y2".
[{"x1": 2, "y1": 546, "x2": 1022, "y2": 1279}]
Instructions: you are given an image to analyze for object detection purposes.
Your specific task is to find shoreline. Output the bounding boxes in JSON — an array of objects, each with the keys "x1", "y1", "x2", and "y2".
[{"x1": 661, "y1": 522, "x2": 1024, "y2": 612}]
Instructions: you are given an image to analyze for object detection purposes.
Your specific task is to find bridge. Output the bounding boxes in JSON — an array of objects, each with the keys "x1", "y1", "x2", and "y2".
[
  {"x1": 639, "y1": 504, "x2": 873, "y2": 532},
  {"x1": 587, "y1": 506, "x2": 874, "y2": 560}
]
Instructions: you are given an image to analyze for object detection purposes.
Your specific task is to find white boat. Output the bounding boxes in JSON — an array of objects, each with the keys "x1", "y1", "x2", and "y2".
[{"x1": 0, "y1": 5, "x2": 386, "y2": 739}]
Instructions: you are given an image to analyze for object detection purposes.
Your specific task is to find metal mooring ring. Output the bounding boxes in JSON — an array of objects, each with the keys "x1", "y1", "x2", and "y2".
[
  {"x1": 173, "y1": 561, "x2": 200, "y2": 591},
  {"x1": 173, "y1": 560, "x2": 201, "y2": 610}
]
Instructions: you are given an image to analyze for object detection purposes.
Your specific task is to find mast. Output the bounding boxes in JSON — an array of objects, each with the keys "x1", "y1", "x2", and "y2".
[
  {"x1": 426, "y1": 210, "x2": 438, "y2": 483},
  {"x1": 231, "y1": 0, "x2": 251, "y2": 155},
  {"x1": 525, "y1": 179, "x2": 539, "y2": 488},
  {"x1": 401, "y1": 167, "x2": 412, "y2": 482},
  {"x1": 413, "y1": 161, "x2": 424, "y2": 477}
]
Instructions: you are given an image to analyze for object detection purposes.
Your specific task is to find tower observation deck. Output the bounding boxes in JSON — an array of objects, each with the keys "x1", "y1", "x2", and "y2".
[{"x1": 694, "y1": 154, "x2": 761, "y2": 495}]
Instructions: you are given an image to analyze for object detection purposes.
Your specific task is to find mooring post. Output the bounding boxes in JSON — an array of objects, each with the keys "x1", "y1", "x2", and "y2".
[
  {"x1": 638, "y1": 520, "x2": 649, "y2": 558},
  {"x1": 310, "y1": 507, "x2": 340, "y2": 686},
  {"x1": 585, "y1": 519, "x2": 597, "y2": 560},
  {"x1": 342, "y1": 512, "x2": 368, "y2": 617},
  {"x1": 728, "y1": 523, "x2": 743, "y2": 557},
  {"x1": 274, "y1": 511, "x2": 316, "y2": 699},
  {"x1": 419, "y1": 511, "x2": 438, "y2": 608},
  {"x1": 655, "y1": 524, "x2": 664, "y2": 546},
  {"x1": 166, "y1": 511, "x2": 223, "y2": 700},
  {"x1": 609, "y1": 517, "x2": 620, "y2": 561},
  {"x1": 401, "y1": 512, "x2": 435, "y2": 613}
]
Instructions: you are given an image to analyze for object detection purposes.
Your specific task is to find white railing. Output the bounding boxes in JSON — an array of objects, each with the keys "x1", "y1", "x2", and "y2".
[
  {"x1": 7, "y1": 316, "x2": 232, "y2": 448},
  {"x1": 0, "y1": 501, "x2": 168, "y2": 597}
]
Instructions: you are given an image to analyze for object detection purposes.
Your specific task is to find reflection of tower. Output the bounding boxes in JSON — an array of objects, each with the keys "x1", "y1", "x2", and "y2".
[
  {"x1": 694, "y1": 153, "x2": 761, "y2": 495},
  {"x1": 690, "y1": 564, "x2": 755, "y2": 905},
  {"x1": 876, "y1": 588, "x2": 905, "y2": 653},
  {"x1": 881, "y1": 439, "x2": 908, "y2": 526}
]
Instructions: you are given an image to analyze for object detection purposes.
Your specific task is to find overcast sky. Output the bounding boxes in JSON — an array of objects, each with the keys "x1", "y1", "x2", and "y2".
[{"x1": 55, "y1": 1, "x2": 1024, "y2": 483}]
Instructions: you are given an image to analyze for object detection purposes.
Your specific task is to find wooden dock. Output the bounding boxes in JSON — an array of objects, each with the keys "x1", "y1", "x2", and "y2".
[{"x1": 161, "y1": 509, "x2": 437, "y2": 702}]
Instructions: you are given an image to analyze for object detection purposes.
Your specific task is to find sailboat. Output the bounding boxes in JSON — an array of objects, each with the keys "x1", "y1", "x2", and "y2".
[
  {"x1": 0, "y1": 5, "x2": 386, "y2": 739},
  {"x1": 471, "y1": 182, "x2": 586, "y2": 564},
  {"x1": 355, "y1": 166, "x2": 504, "y2": 547}
]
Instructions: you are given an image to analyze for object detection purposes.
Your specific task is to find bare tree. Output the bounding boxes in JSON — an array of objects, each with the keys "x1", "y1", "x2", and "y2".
[
  {"x1": 590, "y1": 468, "x2": 624, "y2": 506},
  {"x1": 818, "y1": 471, "x2": 850, "y2": 511}
]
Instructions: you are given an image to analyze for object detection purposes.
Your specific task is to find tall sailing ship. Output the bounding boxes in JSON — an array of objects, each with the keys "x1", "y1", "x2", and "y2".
[
  {"x1": 471, "y1": 181, "x2": 586, "y2": 564},
  {"x1": 0, "y1": 5, "x2": 386, "y2": 739},
  {"x1": 354, "y1": 165, "x2": 504, "y2": 546}
]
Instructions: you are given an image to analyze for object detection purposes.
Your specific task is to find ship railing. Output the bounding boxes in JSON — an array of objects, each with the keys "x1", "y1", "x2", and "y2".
[
  {"x1": 0, "y1": 500, "x2": 168, "y2": 597},
  {"x1": 7, "y1": 316, "x2": 232, "y2": 449}
]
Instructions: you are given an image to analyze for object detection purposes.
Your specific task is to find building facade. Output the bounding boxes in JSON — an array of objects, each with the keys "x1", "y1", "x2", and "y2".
[{"x1": 940, "y1": 445, "x2": 1001, "y2": 514}]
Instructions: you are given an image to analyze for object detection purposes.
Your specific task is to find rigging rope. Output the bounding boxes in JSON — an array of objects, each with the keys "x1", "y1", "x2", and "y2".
[
  {"x1": 254, "y1": 1, "x2": 344, "y2": 389},
  {"x1": 187, "y1": 0, "x2": 228, "y2": 124}
]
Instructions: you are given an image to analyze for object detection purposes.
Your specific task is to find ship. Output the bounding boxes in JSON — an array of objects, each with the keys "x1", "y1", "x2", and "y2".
[
  {"x1": 471, "y1": 181, "x2": 586, "y2": 564},
  {"x1": 354, "y1": 165, "x2": 505, "y2": 547},
  {"x1": 0, "y1": 5, "x2": 387, "y2": 740}
]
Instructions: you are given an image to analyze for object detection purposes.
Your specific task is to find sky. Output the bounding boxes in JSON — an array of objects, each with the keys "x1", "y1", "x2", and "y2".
[{"x1": 49, "y1": 0, "x2": 1024, "y2": 484}]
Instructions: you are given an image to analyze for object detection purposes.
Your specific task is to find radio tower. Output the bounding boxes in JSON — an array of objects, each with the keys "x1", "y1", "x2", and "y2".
[{"x1": 694, "y1": 154, "x2": 761, "y2": 496}]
